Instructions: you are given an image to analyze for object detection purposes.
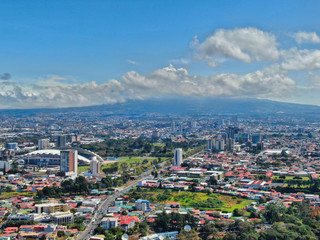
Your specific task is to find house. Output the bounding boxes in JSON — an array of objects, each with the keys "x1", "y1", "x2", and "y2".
[{"x1": 119, "y1": 216, "x2": 139, "y2": 230}]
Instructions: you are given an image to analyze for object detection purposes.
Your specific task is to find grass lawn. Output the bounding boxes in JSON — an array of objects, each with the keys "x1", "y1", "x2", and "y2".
[
  {"x1": 152, "y1": 143, "x2": 165, "y2": 147},
  {"x1": 272, "y1": 176, "x2": 310, "y2": 181},
  {"x1": 131, "y1": 189, "x2": 252, "y2": 212},
  {"x1": 100, "y1": 157, "x2": 168, "y2": 173},
  {"x1": 78, "y1": 165, "x2": 90, "y2": 173},
  {"x1": 0, "y1": 191, "x2": 35, "y2": 200}
]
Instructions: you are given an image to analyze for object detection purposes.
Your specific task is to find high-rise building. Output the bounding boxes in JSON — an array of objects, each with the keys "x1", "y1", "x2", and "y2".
[
  {"x1": 38, "y1": 139, "x2": 50, "y2": 150},
  {"x1": 57, "y1": 135, "x2": 66, "y2": 148},
  {"x1": 171, "y1": 121, "x2": 176, "y2": 133},
  {"x1": 60, "y1": 150, "x2": 78, "y2": 174},
  {"x1": 179, "y1": 123, "x2": 183, "y2": 134},
  {"x1": 207, "y1": 139, "x2": 213, "y2": 151},
  {"x1": 226, "y1": 138, "x2": 234, "y2": 151},
  {"x1": 252, "y1": 133, "x2": 261, "y2": 144},
  {"x1": 214, "y1": 139, "x2": 225, "y2": 151},
  {"x1": 257, "y1": 142, "x2": 264, "y2": 150},
  {"x1": 226, "y1": 127, "x2": 240, "y2": 140},
  {"x1": 90, "y1": 156, "x2": 100, "y2": 176},
  {"x1": 173, "y1": 148, "x2": 183, "y2": 166}
]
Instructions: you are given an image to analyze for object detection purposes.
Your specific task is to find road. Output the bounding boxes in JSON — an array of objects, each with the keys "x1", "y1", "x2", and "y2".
[
  {"x1": 77, "y1": 162, "x2": 167, "y2": 240},
  {"x1": 76, "y1": 151, "x2": 203, "y2": 240}
]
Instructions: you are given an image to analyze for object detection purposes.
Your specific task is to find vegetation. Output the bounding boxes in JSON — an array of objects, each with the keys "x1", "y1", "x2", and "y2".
[
  {"x1": 150, "y1": 211, "x2": 198, "y2": 233},
  {"x1": 128, "y1": 188, "x2": 252, "y2": 211},
  {"x1": 36, "y1": 176, "x2": 89, "y2": 198},
  {"x1": 101, "y1": 157, "x2": 166, "y2": 176},
  {"x1": 82, "y1": 137, "x2": 205, "y2": 158}
]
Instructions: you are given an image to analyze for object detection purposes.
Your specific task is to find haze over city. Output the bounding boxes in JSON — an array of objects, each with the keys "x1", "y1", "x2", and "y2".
[{"x1": 1, "y1": 0, "x2": 320, "y2": 109}]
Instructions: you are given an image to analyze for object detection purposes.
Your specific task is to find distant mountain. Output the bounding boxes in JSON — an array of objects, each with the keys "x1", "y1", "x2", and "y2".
[{"x1": 1, "y1": 97, "x2": 320, "y2": 118}]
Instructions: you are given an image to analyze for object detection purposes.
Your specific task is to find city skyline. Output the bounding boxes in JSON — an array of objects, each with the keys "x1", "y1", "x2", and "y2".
[{"x1": 1, "y1": 0, "x2": 320, "y2": 109}]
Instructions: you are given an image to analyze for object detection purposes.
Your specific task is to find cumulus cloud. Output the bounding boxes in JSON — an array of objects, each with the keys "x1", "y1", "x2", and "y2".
[
  {"x1": 193, "y1": 27, "x2": 280, "y2": 67},
  {"x1": 0, "y1": 65, "x2": 296, "y2": 109},
  {"x1": 281, "y1": 48, "x2": 320, "y2": 71},
  {"x1": 307, "y1": 71, "x2": 320, "y2": 89},
  {"x1": 294, "y1": 31, "x2": 320, "y2": 44}
]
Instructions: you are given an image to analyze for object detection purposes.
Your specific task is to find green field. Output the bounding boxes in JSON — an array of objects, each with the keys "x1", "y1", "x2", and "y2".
[
  {"x1": 101, "y1": 157, "x2": 167, "y2": 174},
  {"x1": 78, "y1": 165, "x2": 90, "y2": 173},
  {"x1": 129, "y1": 189, "x2": 252, "y2": 212},
  {"x1": 0, "y1": 191, "x2": 35, "y2": 200},
  {"x1": 272, "y1": 176, "x2": 310, "y2": 181}
]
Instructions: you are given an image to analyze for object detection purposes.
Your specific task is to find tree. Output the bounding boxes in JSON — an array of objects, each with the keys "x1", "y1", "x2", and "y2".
[
  {"x1": 57, "y1": 231, "x2": 65, "y2": 237},
  {"x1": 176, "y1": 230, "x2": 200, "y2": 240}
]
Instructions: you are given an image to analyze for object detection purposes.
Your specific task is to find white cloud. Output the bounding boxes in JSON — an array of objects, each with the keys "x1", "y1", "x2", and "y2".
[
  {"x1": 194, "y1": 27, "x2": 280, "y2": 66},
  {"x1": 127, "y1": 59, "x2": 139, "y2": 65},
  {"x1": 294, "y1": 31, "x2": 320, "y2": 44},
  {"x1": 0, "y1": 64, "x2": 296, "y2": 109},
  {"x1": 281, "y1": 48, "x2": 320, "y2": 71}
]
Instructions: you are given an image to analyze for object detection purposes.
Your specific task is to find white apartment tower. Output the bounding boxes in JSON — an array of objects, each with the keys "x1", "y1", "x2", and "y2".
[
  {"x1": 90, "y1": 156, "x2": 100, "y2": 176},
  {"x1": 214, "y1": 139, "x2": 225, "y2": 151},
  {"x1": 38, "y1": 139, "x2": 50, "y2": 150}
]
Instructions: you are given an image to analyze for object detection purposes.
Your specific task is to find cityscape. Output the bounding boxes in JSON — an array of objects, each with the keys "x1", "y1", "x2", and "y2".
[
  {"x1": 0, "y1": 107, "x2": 320, "y2": 240},
  {"x1": 1, "y1": 1, "x2": 320, "y2": 240}
]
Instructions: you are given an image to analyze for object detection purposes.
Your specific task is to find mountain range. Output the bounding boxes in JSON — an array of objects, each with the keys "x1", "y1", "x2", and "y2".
[{"x1": 0, "y1": 98, "x2": 319, "y2": 118}]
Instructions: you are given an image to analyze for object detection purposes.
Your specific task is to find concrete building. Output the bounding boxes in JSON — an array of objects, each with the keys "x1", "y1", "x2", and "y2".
[
  {"x1": 57, "y1": 135, "x2": 66, "y2": 148},
  {"x1": 252, "y1": 133, "x2": 261, "y2": 144},
  {"x1": 5, "y1": 143, "x2": 18, "y2": 151},
  {"x1": 173, "y1": 148, "x2": 182, "y2": 166},
  {"x1": 60, "y1": 150, "x2": 78, "y2": 174},
  {"x1": 51, "y1": 212, "x2": 73, "y2": 225},
  {"x1": 214, "y1": 139, "x2": 225, "y2": 151},
  {"x1": 226, "y1": 138, "x2": 234, "y2": 151},
  {"x1": 207, "y1": 139, "x2": 213, "y2": 151},
  {"x1": 90, "y1": 156, "x2": 100, "y2": 176},
  {"x1": 35, "y1": 203, "x2": 68, "y2": 214},
  {"x1": 38, "y1": 139, "x2": 50, "y2": 150},
  {"x1": 101, "y1": 217, "x2": 118, "y2": 229},
  {"x1": 135, "y1": 199, "x2": 151, "y2": 212}
]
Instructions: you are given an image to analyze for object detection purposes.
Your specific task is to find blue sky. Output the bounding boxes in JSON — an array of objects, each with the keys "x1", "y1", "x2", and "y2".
[{"x1": 0, "y1": 0, "x2": 320, "y2": 108}]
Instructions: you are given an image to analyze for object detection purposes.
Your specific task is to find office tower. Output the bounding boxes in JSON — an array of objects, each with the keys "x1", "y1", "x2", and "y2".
[
  {"x1": 226, "y1": 138, "x2": 234, "y2": 151},
  {"x1": 60, "y1": 150, "x2": 78, "y2": 174},
  {"x1": 226, "y1": 127, "x2": 240, "y2": 140},
  {"x1": 90, "y1": 156, "x2": 100, "y2": 176},
  {"x1": 57, "y1": 135, "x2": 66, "y2": 148},
  {"x1": 179, "y1": 123, "x2": 183, "y2": 134},
  {"x1": 171, "y1": 121, "x2": 176, "y2": 133},
  {"x1": 173, "y1": 148, "x2": 183, "y2": 166},
  {"x1": 38, "y1": 139, "x2": 50, "y2": 150},
  {"x1": 257, "y1": 142, "x2": 264, "y2": 150},
  {"x1": 214, "y1": 139, "x2": 225, "y2": 151},
  {"x1": 252, "y1": 133, "x2": 261, "y2": 144},
  {"x1": 207, "y1": 139, "x2": 213, "y2": 151}
]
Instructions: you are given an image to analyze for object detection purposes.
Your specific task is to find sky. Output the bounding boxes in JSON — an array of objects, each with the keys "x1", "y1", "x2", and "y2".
[{"x1": 1, "y1": 0, "x2": 320, "y2": 109}]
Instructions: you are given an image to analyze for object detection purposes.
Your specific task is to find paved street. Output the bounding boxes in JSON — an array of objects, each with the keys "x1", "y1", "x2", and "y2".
[{"x1": 76, "y1": 162, "x2": 168, "y2": 240}]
